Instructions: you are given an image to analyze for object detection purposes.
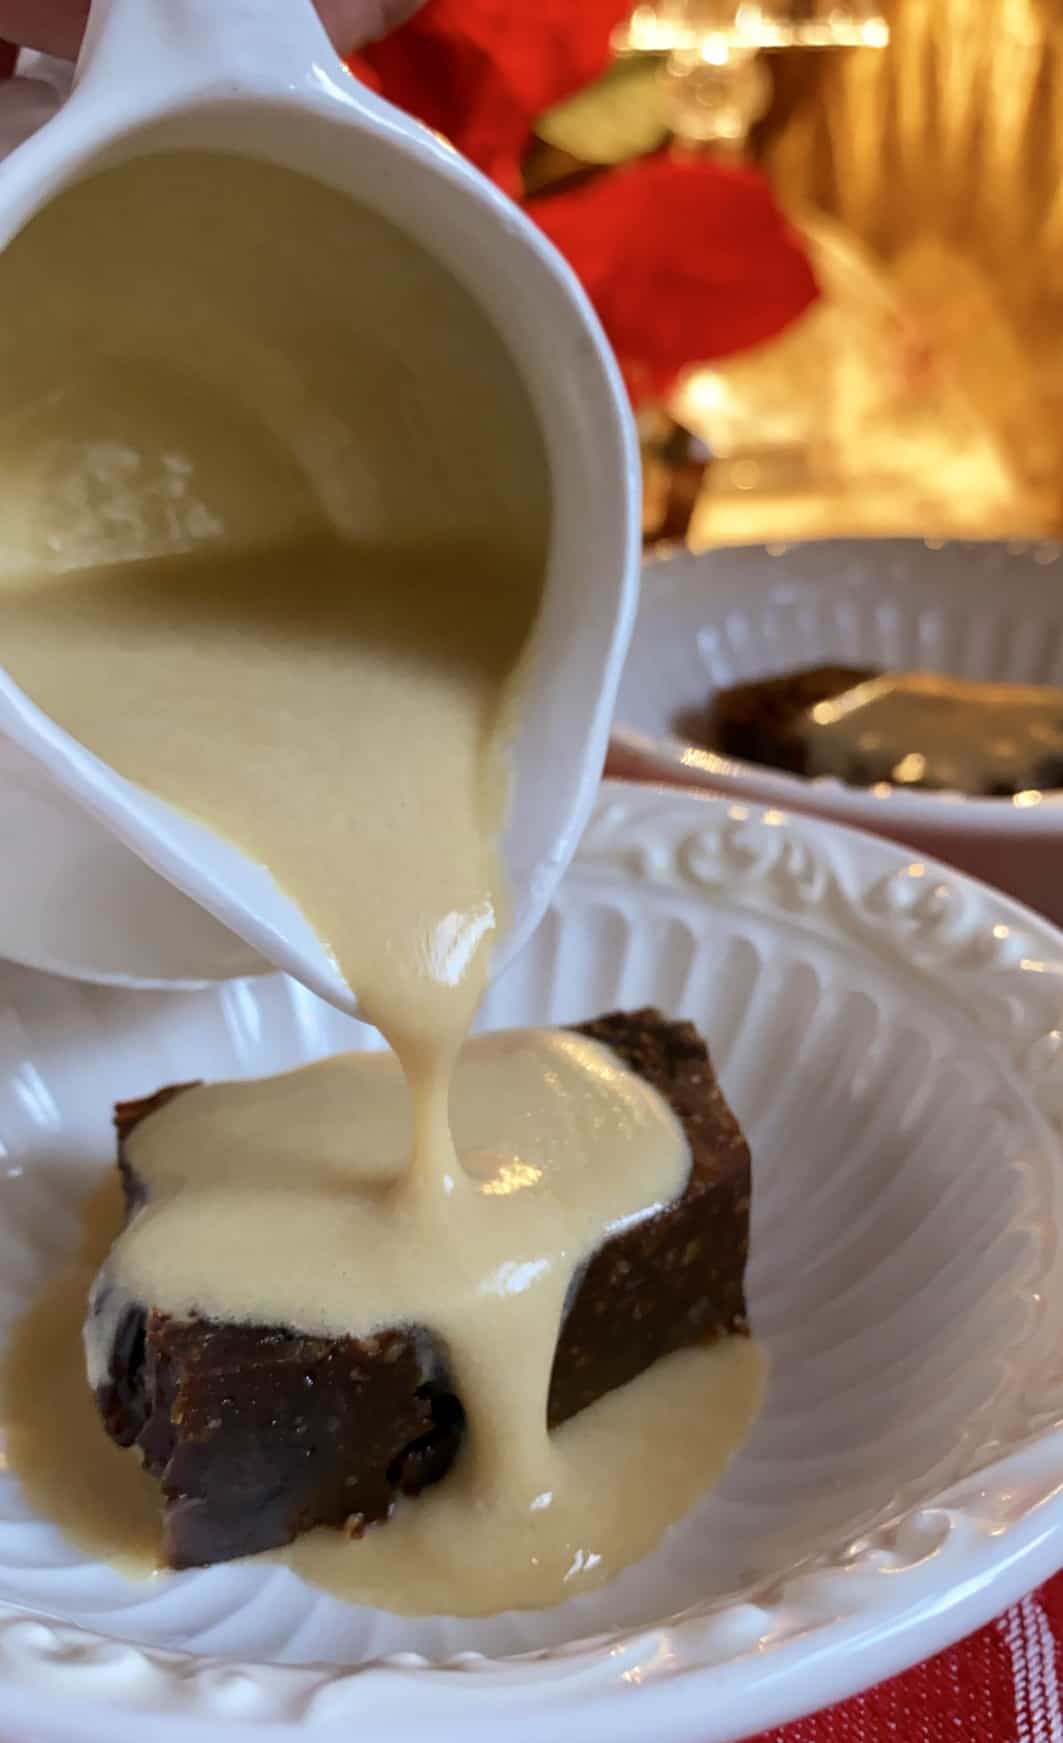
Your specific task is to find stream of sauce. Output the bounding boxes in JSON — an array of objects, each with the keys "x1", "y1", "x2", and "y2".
[{"x1": 0, "y1": 151, "x2": 760, "y2": 1613}]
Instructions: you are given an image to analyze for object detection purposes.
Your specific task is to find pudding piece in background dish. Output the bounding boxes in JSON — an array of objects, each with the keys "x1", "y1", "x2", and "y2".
[
  {"x1": 687, "y1": 665, "x2": 878, "y2": 781},
  {"x1": 698, "y1": 665, "x2": 1063, "y2": 797},
  {"x1": 87, "y1": 1009, "x2": 751, "y2": 1574}
]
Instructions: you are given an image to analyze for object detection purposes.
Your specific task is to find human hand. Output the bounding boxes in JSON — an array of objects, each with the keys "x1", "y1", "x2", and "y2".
[{"x1": 0, "y1": 0, "x2": 422, "y2": 61}]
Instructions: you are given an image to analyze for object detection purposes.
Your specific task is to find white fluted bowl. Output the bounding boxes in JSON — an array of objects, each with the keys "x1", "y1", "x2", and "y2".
[
  {"x1": 1, "y1": 782, "x2": 1063, "y2": 1743},
  {"x1": 612, "y1": 540, "x2": 1063, "y2": 923}
]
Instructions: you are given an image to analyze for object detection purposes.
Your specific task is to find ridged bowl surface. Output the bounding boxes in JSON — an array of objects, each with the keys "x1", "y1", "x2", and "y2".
[{"x1": 1, "y1": 783, "x2": 1063, "y2": 1743}]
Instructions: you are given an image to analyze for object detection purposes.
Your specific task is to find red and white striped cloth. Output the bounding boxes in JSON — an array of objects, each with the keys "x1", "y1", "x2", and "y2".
[{"x1": 750, "y1": 1577, "x2": 1063, "y2": 1743}]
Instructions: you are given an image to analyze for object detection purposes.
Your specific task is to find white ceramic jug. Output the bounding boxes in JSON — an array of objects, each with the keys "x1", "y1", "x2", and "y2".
[{"x1": 0, "y1": 0, "x2": 640, "y2": 1014}]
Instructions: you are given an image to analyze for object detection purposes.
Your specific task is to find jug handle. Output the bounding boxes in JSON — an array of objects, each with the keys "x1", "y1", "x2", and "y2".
[{"x1": 74, "y1": 0, "x2": 354, "y2": 111}]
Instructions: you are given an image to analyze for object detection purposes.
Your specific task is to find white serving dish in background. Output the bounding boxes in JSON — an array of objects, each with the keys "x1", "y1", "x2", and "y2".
[
  {"x1": 1, "y1": 782, "x2": 1063, "y2": 1743},
  {"x1": 612, "y1": 540, "x2": 1063, "y2": 923}
]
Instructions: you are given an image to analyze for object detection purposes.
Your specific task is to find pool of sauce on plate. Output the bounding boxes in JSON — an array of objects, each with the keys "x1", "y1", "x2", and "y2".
[{"x1": 0, "y1": 151, "x2": 761, "y2": 1615}]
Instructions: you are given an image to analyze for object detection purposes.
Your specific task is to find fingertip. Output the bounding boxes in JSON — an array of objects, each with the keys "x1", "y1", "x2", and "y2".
[
  {"x1": 323, "y1": 0, "x2": 424, "y2": 54},
  {"x1": 371, "y1": 0, "x2": 424, "y2": 37},
  {"x1": 0, "y1": 0, "x2": 90, "y2": 60}
]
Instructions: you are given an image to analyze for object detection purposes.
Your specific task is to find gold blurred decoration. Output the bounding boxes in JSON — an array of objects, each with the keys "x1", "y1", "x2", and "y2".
[
  {"x1": 617, "y1": 3, "x2": 890, "y2": 54},
  {"x1": 666, "y1": 0, "x2": 1063, "y2": 546}
]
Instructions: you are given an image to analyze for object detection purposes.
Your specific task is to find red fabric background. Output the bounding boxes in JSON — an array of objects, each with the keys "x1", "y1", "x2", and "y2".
[
  {"x1": 352, "y1": 0, "x2": 820, "y2": 397},
  {"x1": 748, "y1": 1573, "x2": 1063, "y2": 1742}
]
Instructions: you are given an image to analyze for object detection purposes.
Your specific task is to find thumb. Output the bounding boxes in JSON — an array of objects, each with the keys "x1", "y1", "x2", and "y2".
[
  {"x1": 0, "y1": 2, "x2": 89, "y2": 58},
  {"x1": 319, "y1": 0, "x2": 424, "y2": 54},
  {"x1": 0, "y1": 1, "x2": 419, "y2": 63}
]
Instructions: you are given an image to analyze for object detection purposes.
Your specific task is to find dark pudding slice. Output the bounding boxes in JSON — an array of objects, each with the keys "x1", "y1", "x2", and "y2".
[
  {"x1": 701, "y1": 665, "x2": 878, "y2": 779},
  {"x1": 89, "y1": 1009, "x2": 751, "y2": 1569},
  {"x1": 699, "y1": 664, "x2": 1063, "y2": 795}
]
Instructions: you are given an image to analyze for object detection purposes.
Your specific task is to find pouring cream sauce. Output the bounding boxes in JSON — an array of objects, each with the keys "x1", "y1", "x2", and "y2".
[{"x1": 0, "y1": 151, "x2": 760, "y2": 1613}]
